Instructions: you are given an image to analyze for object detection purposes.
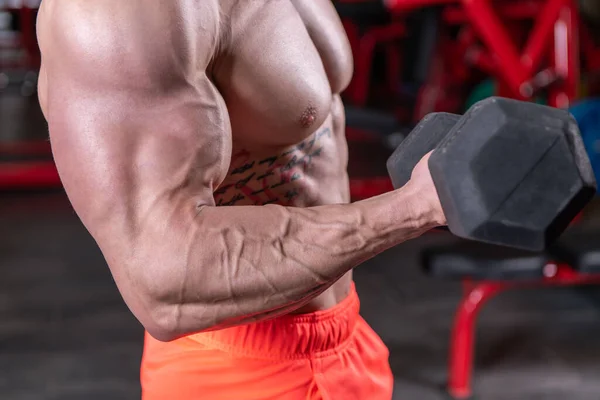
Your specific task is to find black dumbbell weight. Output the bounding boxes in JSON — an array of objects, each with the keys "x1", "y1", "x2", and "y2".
[{"x1": 387, "y1": 97, "x2": 597, "y2": 251}]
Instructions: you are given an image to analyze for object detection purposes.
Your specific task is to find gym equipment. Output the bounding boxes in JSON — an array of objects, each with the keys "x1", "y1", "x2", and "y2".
[
  {"x1": 384, "y1": 0, "x2": 582, "y2": 120},
  {"x1": 336, "y1": 0, "x2": 406, "y2": 107},
  {"x1": 422, "y1": 231, "x2": 600, "y2": 399},
  {"x1": 387, "y1": 97, "x2": 597, "y2": 251},
  {"x1": 0, "y1": 139, "x2": 59, "y2": 189}
]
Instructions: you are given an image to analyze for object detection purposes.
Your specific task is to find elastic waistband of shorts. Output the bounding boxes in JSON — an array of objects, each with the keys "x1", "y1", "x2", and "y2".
[{"x1": 188, "y1": 284, "x2": 360, "y2": 360}]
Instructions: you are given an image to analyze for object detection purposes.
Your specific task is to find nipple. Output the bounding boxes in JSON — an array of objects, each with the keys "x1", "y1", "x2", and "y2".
[{"x1": 299, "y1": 106, "x2": 318, "y2": 129}]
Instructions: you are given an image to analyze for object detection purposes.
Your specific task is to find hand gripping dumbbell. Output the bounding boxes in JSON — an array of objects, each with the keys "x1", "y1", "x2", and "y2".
[{"x1": 387, "y1": 97, "x2": 597, "y2": 251}]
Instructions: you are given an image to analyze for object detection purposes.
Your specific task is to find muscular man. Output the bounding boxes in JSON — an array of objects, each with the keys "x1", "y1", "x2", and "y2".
[{"x1": 37, "y1": 1, "x2": 445, "y2": 399}]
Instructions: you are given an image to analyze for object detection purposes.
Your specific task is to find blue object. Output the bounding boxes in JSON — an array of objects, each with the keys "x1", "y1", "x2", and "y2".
[{"x1": 570, "y1": 99, "x2": 600, "y2": 194}]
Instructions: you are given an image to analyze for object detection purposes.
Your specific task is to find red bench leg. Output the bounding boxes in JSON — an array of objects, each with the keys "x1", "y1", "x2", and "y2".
[
  {"x1": 448, "y1": 282, "x2": 508, "y2": 399},
  {"x1": 445, "y1": 266, "x2": 600, "y2": 400}
]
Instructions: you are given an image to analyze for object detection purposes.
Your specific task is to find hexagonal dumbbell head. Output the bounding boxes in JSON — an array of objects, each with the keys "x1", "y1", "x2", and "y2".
[{"x1": 429, "y1": 97, "x2": 597, "y2": 251}]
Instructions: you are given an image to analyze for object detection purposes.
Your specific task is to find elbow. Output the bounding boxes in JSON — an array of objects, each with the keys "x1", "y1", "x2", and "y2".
[
  {"x1": 125, "y1": 257, "x2": 219, "y2": 341},
  {"x1": 131, "y1": 270, "x2": 185, "y2": 342},
  {"x1": 140, "y1": 291, "x2": 216, "y2": 342},
  {"x1": 143, "y1": 302, "x2": 182, "y2": 342}
]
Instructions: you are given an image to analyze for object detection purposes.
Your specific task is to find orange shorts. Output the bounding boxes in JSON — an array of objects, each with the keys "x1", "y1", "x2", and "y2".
[{"x1": 140, "y1": 285, "x2": 394, "y2": 400}]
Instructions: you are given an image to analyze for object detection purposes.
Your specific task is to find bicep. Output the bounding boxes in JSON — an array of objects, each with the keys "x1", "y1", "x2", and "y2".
[{"x1": 48, "y1": 77, "x2": 231, "y2": 241}]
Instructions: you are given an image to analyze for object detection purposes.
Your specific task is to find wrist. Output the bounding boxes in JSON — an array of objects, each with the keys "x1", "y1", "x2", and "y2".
[{"x1": 400, "y1": 182, "x2": 445, "y2": 230}]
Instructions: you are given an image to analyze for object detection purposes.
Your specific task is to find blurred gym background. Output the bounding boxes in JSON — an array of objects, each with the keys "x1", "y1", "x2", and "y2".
[{"x1": 3, "y1": 0, "x2": 600, "y2": 399}]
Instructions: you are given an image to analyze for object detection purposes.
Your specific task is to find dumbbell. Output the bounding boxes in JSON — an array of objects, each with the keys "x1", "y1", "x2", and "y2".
[{"x1": 387, "y1": 97, "x2": 597, "y2": 251}]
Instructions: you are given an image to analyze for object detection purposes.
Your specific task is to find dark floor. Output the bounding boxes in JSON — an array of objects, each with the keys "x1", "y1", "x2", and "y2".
[{"x1": 3, "y1": 89, "x2": 600, "y2": 399}]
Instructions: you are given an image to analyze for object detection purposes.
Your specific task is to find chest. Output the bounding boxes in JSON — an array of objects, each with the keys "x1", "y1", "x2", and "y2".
[{"x1": 211, "y1": 0, "x2": 353, "y2": 148}]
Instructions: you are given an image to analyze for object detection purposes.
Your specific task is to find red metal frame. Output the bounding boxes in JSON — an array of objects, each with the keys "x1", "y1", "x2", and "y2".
[
  {"x1": 342, "y1": 18, "x2": 407, "y2": 106},
  {"x1": 386, "y1": 0, "x2": 457, "y2": 11},
  {"x1": 413, "y1": 25, "x2": 467, "y2": 120},
  {"x1": 0, "y1": 161, "x2": 60, "y2": 189},
  {"x1": 0, "y1": 137, "x2": 56, "y2": 189},
  {"x1": 385, "y1": 0, "x2": 582, "y2": 115},
  {"x1": 448, "y1": 263, "x2": 600, "y2": 399},
  {"x1": 548, "y1": 2, "x2": 580, "y2": 107}
]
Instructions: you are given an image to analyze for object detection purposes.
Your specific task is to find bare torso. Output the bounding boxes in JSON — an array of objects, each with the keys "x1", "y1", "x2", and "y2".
[
  {"x1": 38, "y1": 0, "x2": 354, "y2": 314},
  {"x1": 202, "y1": 0, "x2": 354, "y2": 313}
]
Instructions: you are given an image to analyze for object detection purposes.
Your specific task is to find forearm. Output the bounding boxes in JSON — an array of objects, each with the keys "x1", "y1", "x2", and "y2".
[{"x1": 143, "y1": 183, "x2": 437, "y2": 339}]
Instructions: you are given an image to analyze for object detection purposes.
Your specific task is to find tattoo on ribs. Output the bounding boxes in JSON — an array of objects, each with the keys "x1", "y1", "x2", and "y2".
[
  {"x1": 217, "y1": 193, "x2": 245, "y2": 207},
  {"x1": 215, "y1": 127, "x2": 332, "y2": 206},
  {"x1": 231, "y1": 161, "x2": 255, "y2": 175}
]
